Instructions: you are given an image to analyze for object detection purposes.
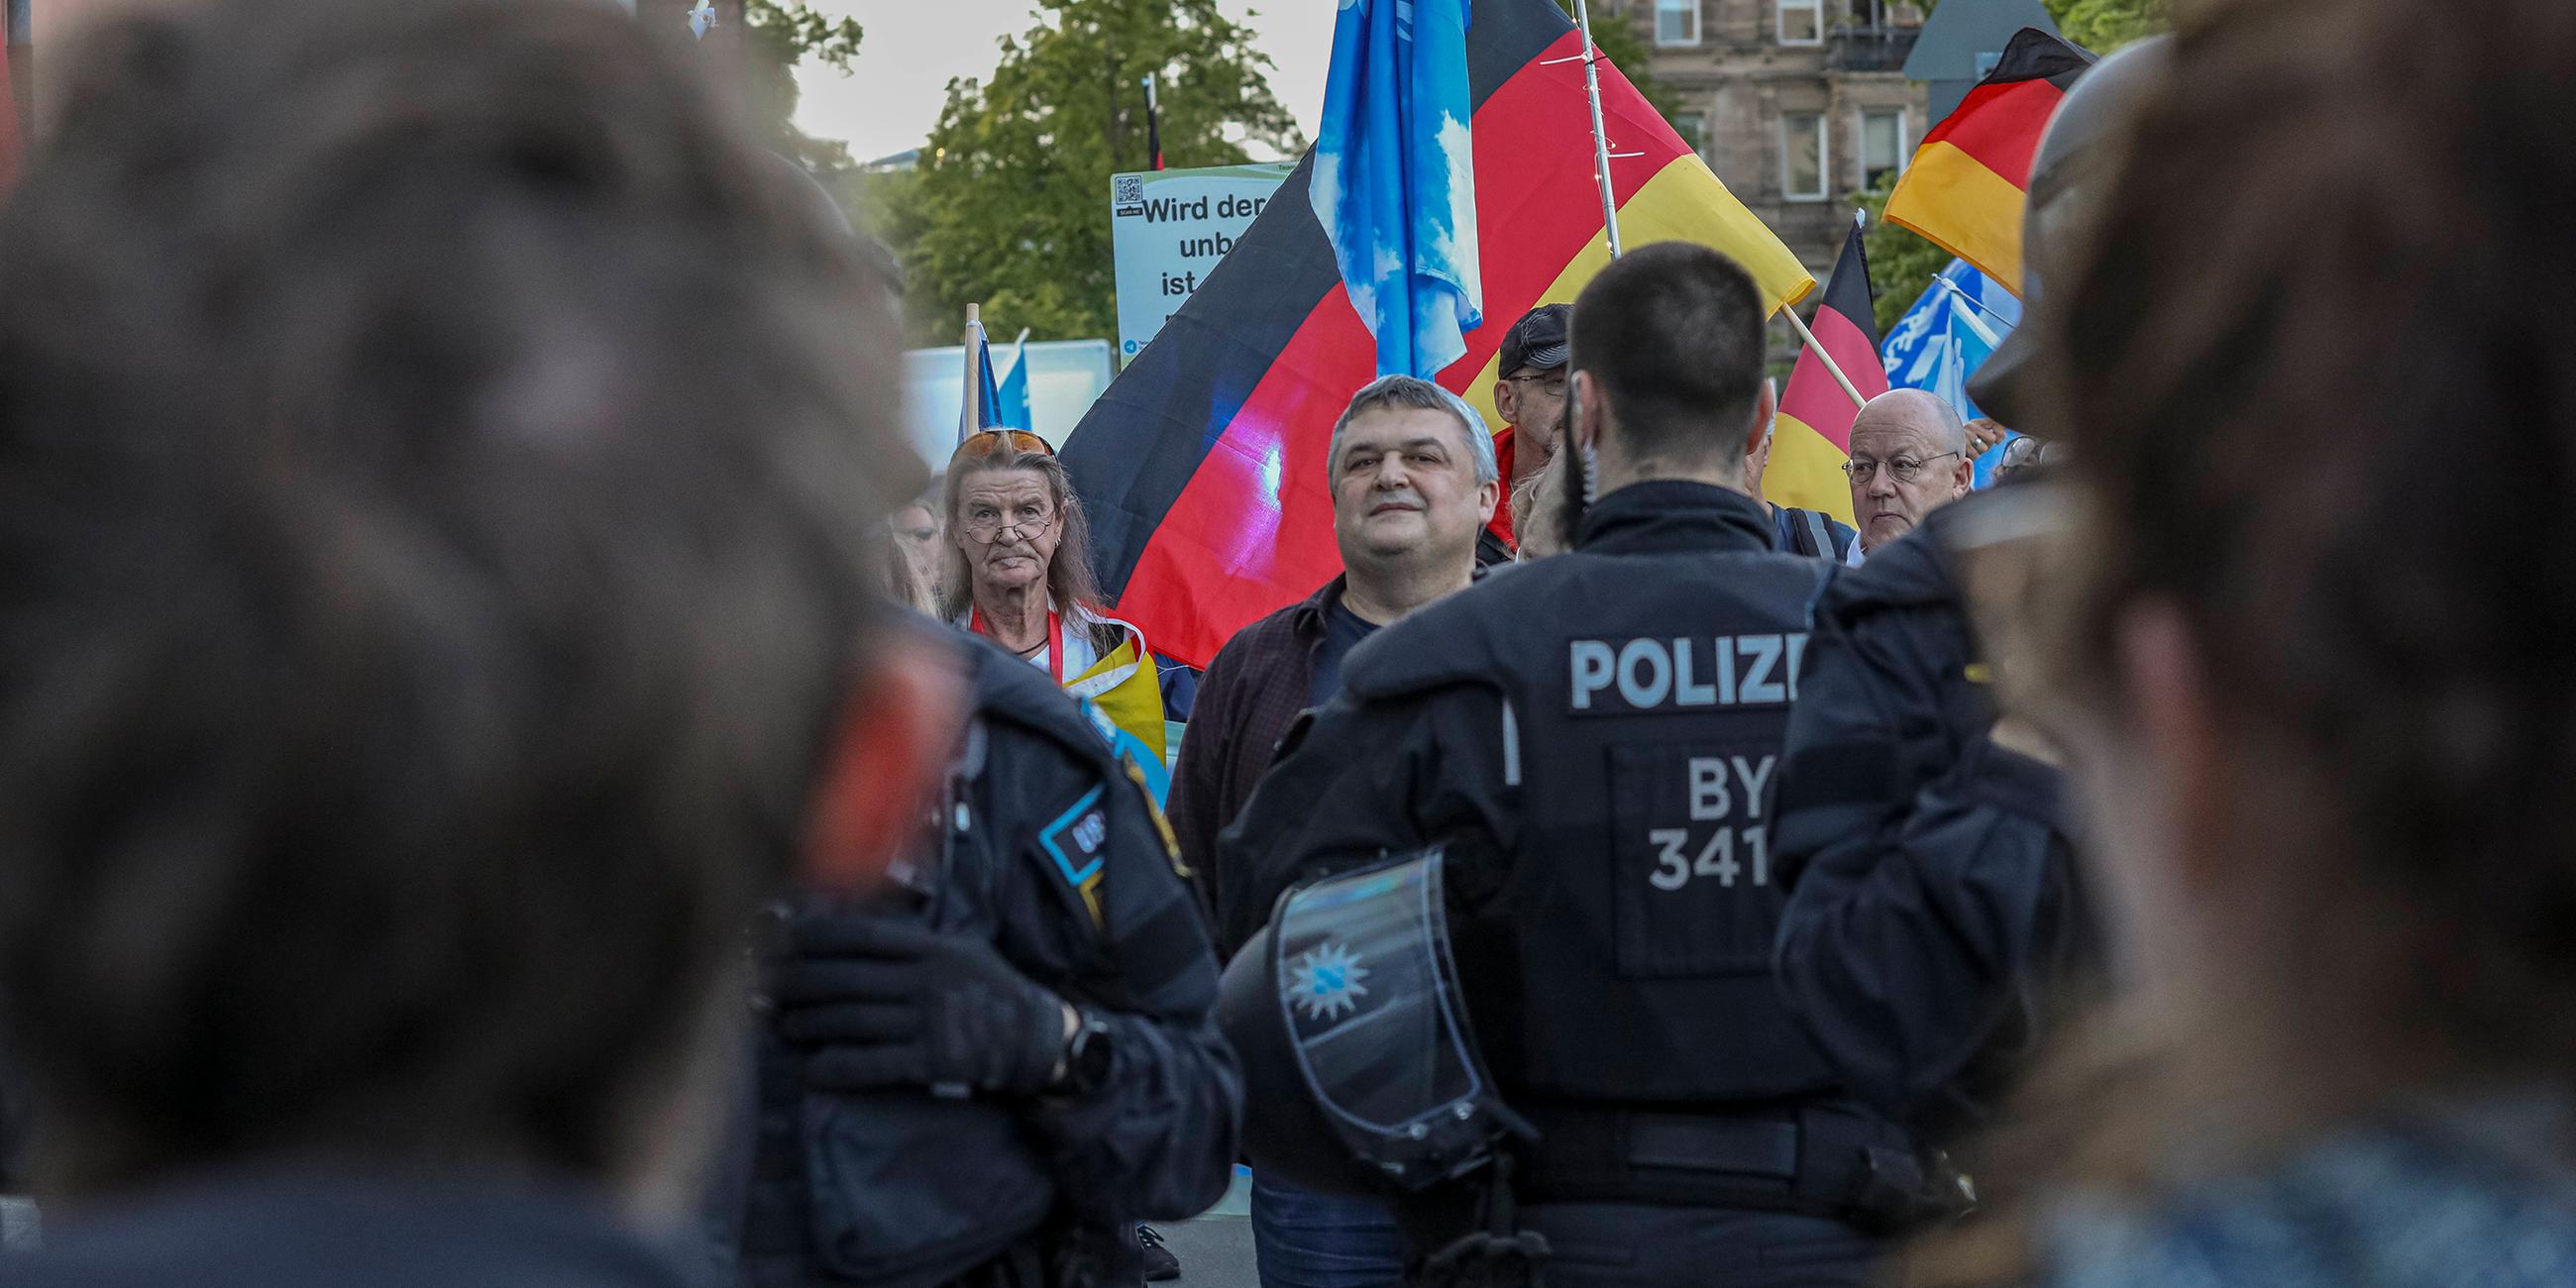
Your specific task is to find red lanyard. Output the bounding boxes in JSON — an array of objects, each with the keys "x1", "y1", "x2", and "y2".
[{"x1": 972, "y1": 607, "x2": 1065, "y2": 686}]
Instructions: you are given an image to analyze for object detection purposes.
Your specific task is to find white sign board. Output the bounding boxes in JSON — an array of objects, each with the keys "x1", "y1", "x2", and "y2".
[{"x1": 1110, "y1": 163, "x2": 1295, "y2": 363}]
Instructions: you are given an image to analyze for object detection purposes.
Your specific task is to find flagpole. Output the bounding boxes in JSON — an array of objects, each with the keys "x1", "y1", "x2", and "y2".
[
  {"x1": 1569, "y1": 0, "x2": 1623, "y2": 259},
  {"x1": 1935, "y1": 278, "x2": 2009, "y2": 348},
  {"x1": 1141, "y1": 74, "x2": 1163, "y2": 171},
  {"x1": 1782, "y1": 305, "x2": 1869, "y2": 411},
  {"x1": 960, "y1": 302, "x2": 983, "y2": 447}
]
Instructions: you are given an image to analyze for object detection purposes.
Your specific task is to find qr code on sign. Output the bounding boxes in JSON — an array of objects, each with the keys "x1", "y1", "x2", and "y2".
[{"x1": 1113, "y1": 174, "x2": 1144, "y2": 205}]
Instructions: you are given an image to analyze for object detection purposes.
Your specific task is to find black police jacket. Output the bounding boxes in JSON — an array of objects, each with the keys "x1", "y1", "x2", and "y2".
[
  {"x1": 1222, "y1": 483, "x2": 1850, "y2": 1117},
  {"x1": 1769, "y1": 493, "x2": 2099, "y2": 1144},
  {"x1": 715, "y1": 628, "x2": 1240, "y2": 1288}
]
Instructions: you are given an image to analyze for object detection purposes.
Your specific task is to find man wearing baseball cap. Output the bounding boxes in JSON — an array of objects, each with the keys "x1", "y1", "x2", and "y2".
[{"x1": 1480, "y1": 303, "x2": 1571, "y2": 565}]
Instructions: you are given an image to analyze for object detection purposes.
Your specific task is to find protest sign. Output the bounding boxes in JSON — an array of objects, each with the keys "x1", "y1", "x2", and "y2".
[{"x1": 1110, "y1": 162, "x2": 1293, "y2": 362}]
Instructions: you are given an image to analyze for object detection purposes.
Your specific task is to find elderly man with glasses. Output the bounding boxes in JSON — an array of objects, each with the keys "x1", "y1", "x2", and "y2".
[
  {"x1": 1844, "y1": 388, "x2": 1977, "y2": 556},
  {"x1": 1477, "y1": 304, "x2": 1571, "y2": 566}
]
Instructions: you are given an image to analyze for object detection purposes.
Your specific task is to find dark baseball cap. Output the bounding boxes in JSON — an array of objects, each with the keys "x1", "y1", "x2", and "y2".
[{"x1": 1497, "y1": 303, "x2": 1569, "y2": 376}]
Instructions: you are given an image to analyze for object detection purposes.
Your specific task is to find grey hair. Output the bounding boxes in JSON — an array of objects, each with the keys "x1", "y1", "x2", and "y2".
[{"x1": 1327, "y1": 375, "x2": 1501, "y2": 484}]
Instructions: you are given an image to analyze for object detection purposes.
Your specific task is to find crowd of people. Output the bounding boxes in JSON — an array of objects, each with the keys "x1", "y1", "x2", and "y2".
[{"x1": 3, "y1": 0, "x2": 2575, "y2": 1286}]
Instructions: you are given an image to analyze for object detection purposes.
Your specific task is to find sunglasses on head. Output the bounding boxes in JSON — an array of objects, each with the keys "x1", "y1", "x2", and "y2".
[{"x1": 951, "y1": 429, "x2": 1056, "y2": 463}]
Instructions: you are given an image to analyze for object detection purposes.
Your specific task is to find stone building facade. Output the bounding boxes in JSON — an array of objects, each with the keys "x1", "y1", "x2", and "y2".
[{"x1": 1604, "y1": 0, "x2": 1928, "y2": 278}]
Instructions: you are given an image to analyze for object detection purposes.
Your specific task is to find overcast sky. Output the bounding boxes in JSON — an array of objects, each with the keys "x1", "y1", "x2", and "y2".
[{"x1": 789, "y1": 0, "x2": 1337, "y2": 165}]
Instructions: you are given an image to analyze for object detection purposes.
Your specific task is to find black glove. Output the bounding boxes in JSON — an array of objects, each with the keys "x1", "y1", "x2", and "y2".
[{"x1": 775, "y1": 916, "x2": 1070, "y2": 1096}]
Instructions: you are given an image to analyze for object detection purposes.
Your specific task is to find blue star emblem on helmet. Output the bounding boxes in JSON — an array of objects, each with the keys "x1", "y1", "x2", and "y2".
[{"x1": 1286, "y1": 942, "x2": 1371, "y2": 1022}]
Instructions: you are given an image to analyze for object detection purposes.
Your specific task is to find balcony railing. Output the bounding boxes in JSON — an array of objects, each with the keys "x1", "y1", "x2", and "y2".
[{"x1": 1826, "y1": 25, "x2": 1919, "y2": 72}]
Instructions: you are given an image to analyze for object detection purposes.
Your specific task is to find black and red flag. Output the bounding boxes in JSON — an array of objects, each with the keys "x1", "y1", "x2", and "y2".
[{"x1": 1063, "y1": 0, "x2": 1815, "y2": 668}]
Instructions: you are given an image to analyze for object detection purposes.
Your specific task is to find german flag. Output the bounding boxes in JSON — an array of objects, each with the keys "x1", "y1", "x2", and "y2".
[
  {"x1": 1773, "y1": 223, "x2": 1886, "y2": 524},
  {"x1": 1883, "y1": 28, "x2": 2092, "y2": 295},
  {"x1": 1063, "y1": 0, "x2": 1814, "y2": 668}
]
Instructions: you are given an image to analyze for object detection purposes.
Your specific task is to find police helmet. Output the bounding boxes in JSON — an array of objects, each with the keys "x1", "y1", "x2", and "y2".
[
  {"x1": 1968, "y1": 35, "x2": 2172, "y2": 430},
  {"x1": 1217, "y1": 850, "x2": 1523, "y2": 1197}
]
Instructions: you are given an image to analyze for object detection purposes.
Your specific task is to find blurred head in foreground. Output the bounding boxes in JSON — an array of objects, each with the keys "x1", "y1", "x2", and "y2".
[
  {"x1": 2034, "y1": 0, "x2": 2576, "y2": 1162},
  {"x1": 0, "y1": 0, "x2": 946, "y2": 1204}
]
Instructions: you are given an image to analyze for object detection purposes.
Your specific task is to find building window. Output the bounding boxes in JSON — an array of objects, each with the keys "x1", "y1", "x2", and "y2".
[
  {"x1": 1777, "y1": 0, "x2": 1824, "y2": 45},
  {"x1": 1781, "y1": 113, "x2": 1827, "y2": 201},
  {"x1": 1673, "y1": 111, "x2": 1707, "y2": 161},
  {"x1": 1860, "y1": 108, "x2": 1907, "y2": 189},
  {"x1": 1657, "y1": 0, "x2": 1700, "y2": 47}
]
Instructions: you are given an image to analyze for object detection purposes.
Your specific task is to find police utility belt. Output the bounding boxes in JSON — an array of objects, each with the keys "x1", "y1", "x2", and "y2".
[{"x1": 1512, "y1": 1101, "x2": 1960, "y2": 1232}]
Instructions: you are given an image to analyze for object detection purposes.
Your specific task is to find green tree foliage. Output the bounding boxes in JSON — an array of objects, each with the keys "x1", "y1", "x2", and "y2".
[
  {"x1": 1858, "y1": 172, "x2": 1952, "y2": 334},
  {"x1": 1912, "y1": 0, "x2": 2169, "y2": 53},
  {"x1": 736, "y1": 1, "x2": 869, "y2": 171},
  {"x1": 1862, "y1": 0, "x2": 2169, "y2": 328},
  {"x1": 890, "y1": 0, "x2": 1304, "y2": 346},
  {"x1": 2050, "y1": 0, "x2": 2167, "y2": 53}
]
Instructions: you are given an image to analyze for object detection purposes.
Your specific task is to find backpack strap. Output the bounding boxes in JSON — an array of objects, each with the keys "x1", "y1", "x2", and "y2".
[{"x1": 1799, "y1": 509, "x2": 1834, "y2": 561}]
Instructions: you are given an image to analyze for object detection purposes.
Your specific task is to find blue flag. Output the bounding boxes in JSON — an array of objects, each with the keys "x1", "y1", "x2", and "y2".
[
  {"x1": 974, "y1": 330, "x2": 1030, "y2": 431},
  {"x1": 1311, "y1": 0, "x2": 1482, "y2": 378},
  {"x1": 1879, "y1": 259, "x2": 2022, "y2": 485},
  {"x1": 995, "y1": 342, "x2": 1031, "y2": 431}
]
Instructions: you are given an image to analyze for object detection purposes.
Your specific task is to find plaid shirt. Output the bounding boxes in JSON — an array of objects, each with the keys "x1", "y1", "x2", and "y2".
[{"x1": 1167, "y1": 576, "x2": 1344, "y2": 929}]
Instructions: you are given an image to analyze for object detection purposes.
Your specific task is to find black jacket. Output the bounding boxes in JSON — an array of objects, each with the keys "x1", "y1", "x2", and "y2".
[
  {"x1": 1769, "y1": 493, "x2": 2099, "y2": 1143},
  {"x1": 1219, "y1": 483, "x2": 1841, "y2": 1104},
  {"x1": 717, "y1": 629, "x2": 1240, "y2": 1288}
]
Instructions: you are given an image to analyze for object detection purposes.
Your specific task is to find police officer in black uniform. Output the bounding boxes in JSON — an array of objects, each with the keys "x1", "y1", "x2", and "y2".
[
  {"x1": 711, "y1": 626, "x2": 1241, "y2": 1288},
  {"x1": 1767, "y1": 486, "x2": 2098, "y2": 1146},
  {"x1": 1768, "y1": 40, "x2": 2166, "y2": 1150},
  {"x1": 1219, "y1": 243, "x2": 1933, "y2": 1288}
]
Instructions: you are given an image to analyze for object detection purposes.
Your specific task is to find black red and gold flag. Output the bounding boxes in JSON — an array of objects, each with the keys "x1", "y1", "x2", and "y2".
[
  {"x1": 1774, "y1": 222, "x2": 1887, "y2": 522},
  {"x1": 1063, "y1": 0, "x2": 1815, "y2": 668},
  {"x1": 1883, "y1": 27, "x2": 2092, "y2": 295}
]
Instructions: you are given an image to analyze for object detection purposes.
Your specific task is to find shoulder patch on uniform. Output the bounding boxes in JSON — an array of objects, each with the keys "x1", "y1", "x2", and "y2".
[{"x1": 1038, "y1": 786, "x2": 1110, "y2": 926}]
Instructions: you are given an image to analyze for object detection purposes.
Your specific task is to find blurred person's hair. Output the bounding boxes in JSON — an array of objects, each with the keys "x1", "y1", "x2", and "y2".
[
  {"x1": 1569, "y1": 243, "x2": 1768, "y2": 476},
  {"x1": 1513, "y1": 409, "x2": 1576, "y2": 559},
  {"x1": 1326, "y1": 375, "x2": 1501, "y2": 485},
  {"x1": 1506, "y1": 463, "x2": 1547, "y2": 545},
  {"x1": 936, "y1": 444, "x2": 1120, "y2": 655},
  {"x1": 881, "y1": 520, "x2": 937, "y2": 615},
  {"x1": 1938, "y1": 0, "x2": 2576, "y2": 1250},
  {"x1": 0, "y1": 0, "x2": 912, "y2": 1195}
]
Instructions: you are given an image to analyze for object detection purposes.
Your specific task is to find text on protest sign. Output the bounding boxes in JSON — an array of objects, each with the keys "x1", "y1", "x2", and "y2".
[{"x1": 1110, "y1": 163, "x2": 1294, "y2": 362}]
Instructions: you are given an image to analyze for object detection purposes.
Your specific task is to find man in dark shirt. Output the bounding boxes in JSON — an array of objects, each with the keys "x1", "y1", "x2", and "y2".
[
  {"x1": 1166, "y1": 374, "x2": 1495, "y2": 1288},
  {"x1": 1170, "y1": 375, "x2": 1498, "y2": 939},
  {"x1": 1307, "y1": 593, "x2": 1383, "y2": 711}
]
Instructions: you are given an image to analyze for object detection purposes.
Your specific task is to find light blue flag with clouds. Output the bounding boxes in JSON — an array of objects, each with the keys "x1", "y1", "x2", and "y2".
[{"x1": 1311, "y1": 0, "x2": 1482, "y2": 378}]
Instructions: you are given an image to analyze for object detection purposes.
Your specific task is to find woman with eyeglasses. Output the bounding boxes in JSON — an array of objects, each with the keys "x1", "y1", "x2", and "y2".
[{"x1": 941, "y1": 430, "x2": 1171, "y2": 786}]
